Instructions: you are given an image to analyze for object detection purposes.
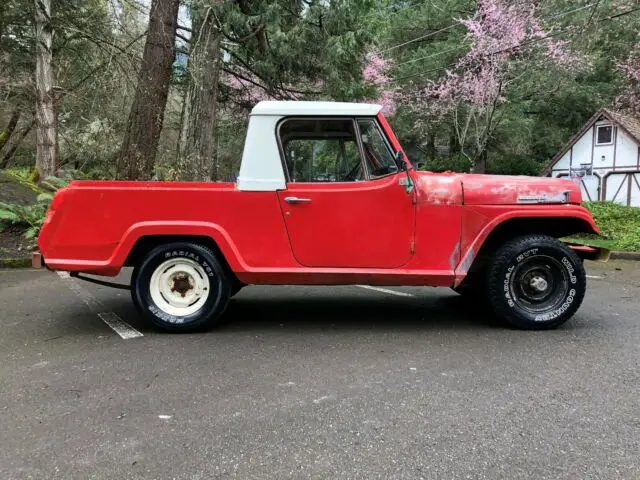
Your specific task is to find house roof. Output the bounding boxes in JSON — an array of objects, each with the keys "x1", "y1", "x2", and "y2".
[
  {"x1": 542, "y1": 109, "x2": 640, "y2": 175},
  {"x1": 605, "y1": 109, "x2": 640, "y2": 143},
  {"x1": 251, "y1": 101, "x2": 382, "y2": 117}
]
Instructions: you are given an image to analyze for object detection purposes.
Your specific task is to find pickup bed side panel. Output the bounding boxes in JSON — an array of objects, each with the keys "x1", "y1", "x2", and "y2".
[{"x1": 40, "y1": 183, "x2": 298, "y2": 275}]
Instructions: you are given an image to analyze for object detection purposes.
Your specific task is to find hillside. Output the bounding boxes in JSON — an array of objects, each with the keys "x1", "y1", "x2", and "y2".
[{"x1": 0, "y1": 171, "x2": 39, "y2": 260}]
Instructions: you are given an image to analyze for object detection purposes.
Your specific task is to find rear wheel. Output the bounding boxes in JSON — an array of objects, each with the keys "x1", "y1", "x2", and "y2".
[
  {"x1": 131, "y1": 242, "x2": 231, "y2": 332},
  {"x1": 486, "y1": 235, "x2": 586, "y2": 330}
]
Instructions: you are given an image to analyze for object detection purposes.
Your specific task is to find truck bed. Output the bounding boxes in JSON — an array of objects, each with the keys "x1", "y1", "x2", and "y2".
[{"x1": 38, "y1": 181, "x2": 295, "y2": 276}]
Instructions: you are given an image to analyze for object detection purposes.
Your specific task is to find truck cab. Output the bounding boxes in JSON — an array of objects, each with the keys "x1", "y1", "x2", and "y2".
[{"x1": 38, "y1": 101, "x2": 606, "y2": 332}]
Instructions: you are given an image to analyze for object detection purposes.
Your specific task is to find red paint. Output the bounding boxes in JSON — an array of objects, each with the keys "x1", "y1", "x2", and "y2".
[
  {"x1": 38, "y1": 112, "x2": 601, "y2": 287},
  {"x1": 460, "y1": 174, "x2": 582, "y2": 205},
  {"x1": 277, "y1": 174, "x2": 415, "y2": 268}
]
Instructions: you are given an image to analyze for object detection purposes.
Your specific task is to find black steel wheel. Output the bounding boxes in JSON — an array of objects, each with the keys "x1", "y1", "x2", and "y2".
[{"x1": 487, "y1": 235, "x2": 586, "y2": 329}]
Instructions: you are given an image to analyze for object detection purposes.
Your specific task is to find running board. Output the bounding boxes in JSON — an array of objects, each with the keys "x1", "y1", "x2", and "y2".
[{"x1": 70, "y1": 272, "x2": 131, "y2": 290}]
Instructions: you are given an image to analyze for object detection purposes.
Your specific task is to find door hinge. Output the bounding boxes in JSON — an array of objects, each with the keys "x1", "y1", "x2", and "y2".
[{"x1": 409, "y1": 240, "x2": 416, "y2": 254}]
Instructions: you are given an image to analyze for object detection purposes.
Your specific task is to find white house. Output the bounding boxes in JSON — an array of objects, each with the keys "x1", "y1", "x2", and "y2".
[{"x1": 543, "y1": 109, "x2": 640, "y2": 207}]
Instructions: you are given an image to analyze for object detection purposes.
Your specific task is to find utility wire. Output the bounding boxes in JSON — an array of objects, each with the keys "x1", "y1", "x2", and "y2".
[
  {"x1": 379, "y1": 3, "x2": 597, "y2": 57},
  {"x1": 389, "y1": 5, "x2": 640, "y2": 84},
  {"x1": 379, "y1": 24, "x2": 461, "y2": 54}
]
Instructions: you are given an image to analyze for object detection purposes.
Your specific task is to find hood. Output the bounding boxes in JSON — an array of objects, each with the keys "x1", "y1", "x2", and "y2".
[{"x1": 460, "y1": 174, "x2": 582, "y2": 206}]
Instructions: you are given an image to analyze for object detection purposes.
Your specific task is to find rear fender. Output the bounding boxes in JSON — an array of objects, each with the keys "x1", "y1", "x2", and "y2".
[{"x1": 114, "y1": 221, "x2": 246, "y2": 272}]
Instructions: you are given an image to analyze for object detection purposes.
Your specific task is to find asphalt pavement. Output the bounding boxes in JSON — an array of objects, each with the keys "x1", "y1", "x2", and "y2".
[{"x1": 0, "y1": 261, "x2": 639, "y2": 479}]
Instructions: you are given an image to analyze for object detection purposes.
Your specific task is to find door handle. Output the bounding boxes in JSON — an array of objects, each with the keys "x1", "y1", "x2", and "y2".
[{"x1": 284, "y1": 196, "x2": 312, "y2": 204}]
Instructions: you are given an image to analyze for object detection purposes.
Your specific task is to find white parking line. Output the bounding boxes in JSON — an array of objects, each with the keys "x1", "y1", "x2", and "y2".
[
  {"x1": 98, "y1": 312, "x2": 143, "y2": 339},
  {"x1": 56, "y1": 271, "x2": 143, "y2": 339},
  {"x1": 355, "y1": 285, "x2": 414, "y2": 297},
  {"x1": 586, "y1": 275, "x2": 604, "y2": 279}
]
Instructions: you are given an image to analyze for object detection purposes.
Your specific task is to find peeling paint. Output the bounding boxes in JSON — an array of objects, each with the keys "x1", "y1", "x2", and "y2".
[
  {"x1": 517, "y1": 190, "x2": 571, "y2": 204},
  {"x1": 414, "y1": 172, "x2": 581, "y2": 206},
  {"x1": 462, "y1": 174, "x2": 582, "y2": 205},
  {"x1": 449, "y1": 241, "x2": 461, "y2": 270},
  {"x1": 459, "y1": 248, "x2": 474, "y2": 273},
  {"x1": 414, "y1": 173, "x2": 463, "y2": 205}
]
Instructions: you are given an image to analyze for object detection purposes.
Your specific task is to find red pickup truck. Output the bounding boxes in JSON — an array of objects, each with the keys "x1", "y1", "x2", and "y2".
[{"x1": 38, "y1": 101, "x2": 607, "y2": 332}]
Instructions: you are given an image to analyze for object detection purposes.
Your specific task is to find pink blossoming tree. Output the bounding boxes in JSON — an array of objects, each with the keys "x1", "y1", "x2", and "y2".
[
  {"x1": 363, "y1": 52, "x2": 398, "y2": 116},
  {"x1": 616, "y1": 41, "x2": 640, "y2": 114},
  {"x1": 405, "y1": 0, "x2": 582, "y2": 172}
]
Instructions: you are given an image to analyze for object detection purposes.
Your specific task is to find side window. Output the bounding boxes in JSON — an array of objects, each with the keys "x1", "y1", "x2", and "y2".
[
  {"x1": 280, "y1": 118, "x2": 365, "y2": 182},
  {"x1": 357, "y1": 119, "x2": 399, "y2": 178}
]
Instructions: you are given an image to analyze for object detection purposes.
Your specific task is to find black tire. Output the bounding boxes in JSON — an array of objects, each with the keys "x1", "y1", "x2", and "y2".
[
  {"x1": 451, "y1": 283, "x2": 482, "y2": 299},
  {"x1": 451, "y1": 270, "x2": 488, "y2": 303},
  {"x1": 486, "y1": 235, "x2": 586, "y2": 330},
  {"x1": 230, "y1": 281, "x2": 245, "y2": 297},
  {"x1": 131, "y1": 242, "x2": 231, "y2": 332}
]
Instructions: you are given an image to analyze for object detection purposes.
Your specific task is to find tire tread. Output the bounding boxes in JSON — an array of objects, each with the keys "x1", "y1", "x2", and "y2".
[{"x1": 486, "y1": 235, "x2": 586, "y2": 329}]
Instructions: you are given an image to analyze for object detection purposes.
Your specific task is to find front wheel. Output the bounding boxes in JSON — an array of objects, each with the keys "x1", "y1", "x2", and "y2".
[
  {"x1": 131, "y1": 242, "x2": 232, "y2": 332},
  {"x1": 486, "y1": 235, "x2": 586, "y2": 330}
]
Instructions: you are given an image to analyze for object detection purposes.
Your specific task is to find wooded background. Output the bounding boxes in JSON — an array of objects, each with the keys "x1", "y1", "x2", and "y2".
[{"x1": 1, "y1": 0, "x2": 639, "y2": 182}]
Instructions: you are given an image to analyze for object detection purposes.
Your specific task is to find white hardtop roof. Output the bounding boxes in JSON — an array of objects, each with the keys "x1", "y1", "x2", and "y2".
[{"x1": 251, "y1": 100, "x2": 382, "y2": 117}]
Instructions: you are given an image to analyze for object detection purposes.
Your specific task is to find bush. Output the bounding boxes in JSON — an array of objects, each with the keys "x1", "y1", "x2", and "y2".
[
  {"x1": 582, "y1": 201, "x2": 640, "y2": 241},
  {"x1": 576, "y1": 201, "x2": 640, "y2": 251},
  {"x1": 422, "y1": 155, "x2": 473, "y2": 173},
  {"x1": 617, "y1": 224, "x2": 640, "y2": 251},
  {"x1": 0, "y1": 176, "x2": 68, "y2": 240}
]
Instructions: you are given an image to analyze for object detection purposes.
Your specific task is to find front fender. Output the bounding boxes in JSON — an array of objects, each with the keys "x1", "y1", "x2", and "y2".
[{"x1": 454, "y1": 205, "x2": 599, "y2": 284}]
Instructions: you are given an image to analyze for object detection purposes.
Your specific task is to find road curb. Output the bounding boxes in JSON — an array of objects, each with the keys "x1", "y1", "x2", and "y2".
[
  {"x1": 610, "y1": 251, "x2": 640, "y2": 261},
  {"x1": 0, "y1": 257, "x2": 32, "y2": 269}
]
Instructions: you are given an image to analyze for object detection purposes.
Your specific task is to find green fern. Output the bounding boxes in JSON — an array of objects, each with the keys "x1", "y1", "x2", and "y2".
[{"x1": 0, "y1": 177, "x2": 68, "y2": 241}]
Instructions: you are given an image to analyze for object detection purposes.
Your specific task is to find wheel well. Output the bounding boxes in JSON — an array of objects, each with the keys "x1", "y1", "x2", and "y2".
[
  {"x1": 465, "y1": 217, "x2": 595, "y2": 278},
  {"x1": 124, "y1": 235, "x2": 237, "y2": 280}
]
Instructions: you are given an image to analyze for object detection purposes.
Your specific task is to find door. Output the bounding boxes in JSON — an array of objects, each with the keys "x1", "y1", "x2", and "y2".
[{"x1": 277, "y1": 117, "x2": 416, "y2": 268}]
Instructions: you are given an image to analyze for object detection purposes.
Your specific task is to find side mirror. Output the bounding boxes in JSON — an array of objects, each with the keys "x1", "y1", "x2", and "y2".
[{"x1": 394, "y1": 150, "x2": 414, "y2": 194}]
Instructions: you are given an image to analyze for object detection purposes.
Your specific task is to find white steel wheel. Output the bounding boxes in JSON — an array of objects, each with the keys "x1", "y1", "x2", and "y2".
[{"x1": 149, "y1": 258, "x2": 211, "y2": 317}]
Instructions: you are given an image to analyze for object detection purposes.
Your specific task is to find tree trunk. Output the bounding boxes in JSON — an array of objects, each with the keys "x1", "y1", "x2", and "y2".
[
  {"x1": 472, "y1": 149, "x2": 488, "y2": 173},
  {"x1": 0, "y1": 109, "x2": 21, "y2": 152},
  {"x1": 426, "y1": 132, "x2": 436, "y2": 161},
  {"x1": 117, "y1": 0, "x2": 180, "y2": 180},
  {"x1": 0, "y1": 118, "x2": 35, "y2": 169},
  {"x1": 448, "y1": 125, "x2": 460, "y2": 158},
  {"x1": 35, "y1": 0, "x2": 57, "y2": 179},
  {"x1": 178, "y1": 8, "x2": 222, "y2": 181}
]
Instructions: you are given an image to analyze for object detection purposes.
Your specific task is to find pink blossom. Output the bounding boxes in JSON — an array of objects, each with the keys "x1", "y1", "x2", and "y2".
[
  {"x1": 616, "y1": 41, "x2": 640, "y2": 114},
  {"x1": 363, "y1": 52, "x2": 397, "y2": 116},
  {"x1": 408, "y1": 0, "x2": 581, "y2": 118}
]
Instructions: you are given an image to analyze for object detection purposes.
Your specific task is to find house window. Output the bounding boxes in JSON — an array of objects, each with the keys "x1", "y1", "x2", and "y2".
[{"x1": 596, "y1": 125, "x2": 614, "y2": 145}]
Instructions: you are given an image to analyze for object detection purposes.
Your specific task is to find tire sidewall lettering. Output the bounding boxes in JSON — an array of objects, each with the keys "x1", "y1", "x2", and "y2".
[
  {"x1": 561, "y1": 256, "x2": 578, "y2": 285},
  {"x1": 163, "y1": 249, "x2": 214, "y2": 277},
  {"x1": 503, "y1": 265, "x2": 515, "y2": 307},
  {"x1": 139, "y1": 245, "x2": 227, "y2": 328},
  {"x1": 534, "y1": 288, "x2": 576, "y2": 322}
]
